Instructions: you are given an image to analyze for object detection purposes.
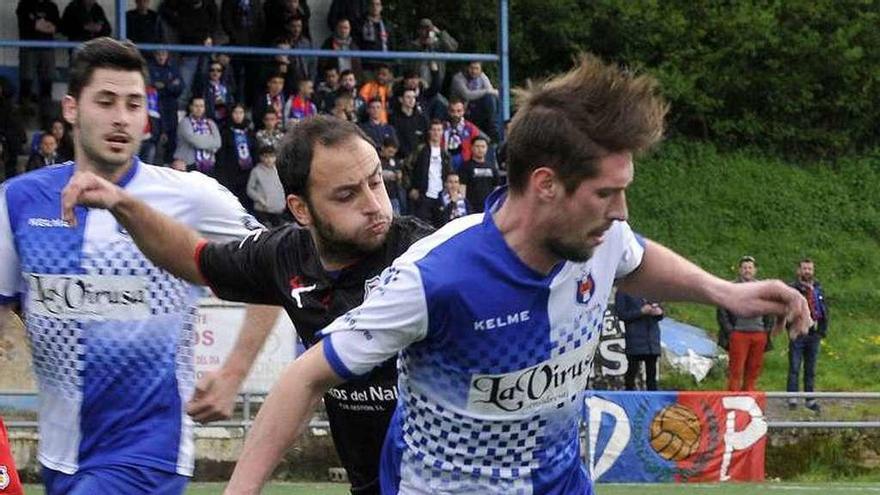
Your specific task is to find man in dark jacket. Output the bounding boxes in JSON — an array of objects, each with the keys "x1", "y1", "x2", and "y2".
[
  {"x1": 408, "y1": 120, "x2": 451, "y2": 224},
  {"x1": 787, "y1": 258, "x2": 828, "y2": 413},
  {"x1": 16, "y1": 0, "x2": 61, "y2": 116},
  {"x1": 615, "y1": 289, "x2": 663, "y2": 391},
  {"x1": 126, "y1": 0, "x2": 165, "y2": 44},
  {"x1": 61, "y1": 0, "x2": 111, "y2": 41}
]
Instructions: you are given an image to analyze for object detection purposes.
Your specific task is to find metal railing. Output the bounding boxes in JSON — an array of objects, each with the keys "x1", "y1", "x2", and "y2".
[{"x1": 4, "y1": 390, "x2": 878, "y2": 431}]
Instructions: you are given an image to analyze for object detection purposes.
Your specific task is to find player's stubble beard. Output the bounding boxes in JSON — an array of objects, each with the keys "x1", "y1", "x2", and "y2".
[
  {"x1": 76, "y1": 121, "x2": 140, "y2": 177},
  {"x1": 545, "y1": 236, "x2": 593, "y2": 263},
  {"x1": 307, "y1": 202, "x2": 389, "y2": 266}
]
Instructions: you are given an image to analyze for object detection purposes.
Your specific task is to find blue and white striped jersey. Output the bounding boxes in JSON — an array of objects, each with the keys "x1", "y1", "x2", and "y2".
[
  {"x1": 0, "y1": 160, "x2": 258, "y2": 476},
  {"x1": 321, "y1": 187, "x2": 646, "y2": 494}
]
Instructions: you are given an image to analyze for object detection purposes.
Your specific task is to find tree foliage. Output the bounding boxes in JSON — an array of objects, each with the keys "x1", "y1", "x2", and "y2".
[{"x1": 391, "y1": 0, "x2": 880, "y2": 158}]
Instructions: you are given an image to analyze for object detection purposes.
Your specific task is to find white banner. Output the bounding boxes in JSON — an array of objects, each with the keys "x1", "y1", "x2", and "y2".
[{"x1": 194, "y1": 298, "x2": 297, "y2": 393}]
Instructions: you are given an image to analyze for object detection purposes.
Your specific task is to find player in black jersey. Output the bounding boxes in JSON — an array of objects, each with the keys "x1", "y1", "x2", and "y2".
[{"x1": 61, "y1": 116, "x2": 434, "y2": 495}]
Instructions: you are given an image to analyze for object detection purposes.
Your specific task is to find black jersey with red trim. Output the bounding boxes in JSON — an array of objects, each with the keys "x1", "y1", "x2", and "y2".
[{"x1": 197, "y1": 215, "x2": 433, "y2": 493}]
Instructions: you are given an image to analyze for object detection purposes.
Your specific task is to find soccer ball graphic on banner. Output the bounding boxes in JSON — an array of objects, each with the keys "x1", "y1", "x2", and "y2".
[{"x1": 649, "y1": 404, "x2": 702, "y2": 461}]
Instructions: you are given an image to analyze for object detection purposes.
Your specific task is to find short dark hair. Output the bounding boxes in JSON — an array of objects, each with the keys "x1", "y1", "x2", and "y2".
[
  {"x1": 472, "y1": 135, "x2": 489, "y2": 146},
  {"x1": 799, "y1": 257, "x2": 814, "y2": 265},
  {"x1": 67, "y1": 37, "x2": 148, "y2": 100},
  {"x1": 506, "y1": 54, "x2": 667, "y2": 194},
  {"x1": 739, "y1": 255, "x2": 756, "y2": 266},
  {"x1": 448, "y1": 96, "x2": 466, "y2": 107},
  {"x1": 340, "y1": 69, "x2": 356, "y2": 79},
  {"x1": 381, "y1": 136, "x2": 399, "y2": 148},
  {"x1": 277, "y1": 115, "x2": 372, "y2": 199},
  {"x1": 259, "y1": 144, "x2": 276, "y2": 156}
]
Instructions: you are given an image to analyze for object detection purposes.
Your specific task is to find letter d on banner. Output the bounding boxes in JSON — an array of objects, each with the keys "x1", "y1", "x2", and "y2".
[
  {"x1": 586, "y1": 397, "x2": 631, "y2": 480},
  {"x1": 719, "y1": 396, "x2": 768, "y2": 481}
]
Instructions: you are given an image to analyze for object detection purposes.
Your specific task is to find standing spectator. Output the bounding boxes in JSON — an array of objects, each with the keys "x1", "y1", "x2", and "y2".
[
  {"x1": 126, "y1": 0, "x2": 165, "y2": 44},
  {"x1": 443, "y1": 97, "x2": 482, "y2": 171},
  {"x1": 392, "y1": 67, "x2": 444, "y2": 119},
  {"x1": 195, "y1": 60, "x2": 235, "y2": 127},
  {"x1": 61, "y1": 0, "x2": 111, "y2": 41},
  {"x1": 459, "y1": 136, "x2": 498, "y2": 213},
  {"x1": 451, "y1": 61, "x2": 500, "y2": 141},
  {"x1": 147, "y1": 49, "x2": 183, "y2": 164},
  {"x1": 221, "y1": 0, "x2": 265, "y2": 106},
  {"x1": 16, "y1": 0, "x2": 60, "y2": 120},
  {"x1": 435, "y1": 171, "x2": 469, "y2": 226},
  {"x1": 788, "y1": 258, "x2": 828, "y2": 413},
  {"x1": 264, "y1": 0, "x2": 310, "y2": 44},
  {"x1": 255, "y1": 110, "x2": 284, "y2": 149},
  {"x1": 320, "y1": 18, "x2": 361, "y2": 77},
  {"x1": 252, "y1": 74, "x2": 287, "y2": 128},
  {"x1": 138, "y1": 84, "x2": 162, "y2": 164},
  {"x1": 216, "y1": 103, "x2": 256, "y2": 211},
  {"x1": 275, "y1": 16, "x2": 316, "y2": 85},
  {"x1": 615, "y1": 290, "x2": 663, "y2": 391},
  {"x1": 26, "y1": 132, "x2": 58, "y2": 172},
  {"x1": 336, "y1": 69, "x2": 365, "y2": 119},
  {"x1": 717, "y1": 255, "x2": 775, "y2": 392},
  {"x1": 409, "y1": 119, "x2": 451, "y2": 224},
  {"x1": 355, "y1": 0, "x2": 390, "y2": 71},
  {"x1": 316, "y1": 66, "x2": 341, "y2": 113},
  {"x1": 282, "y1": 78, "x2": 317, "y2": 128},
  {"x1": 326, "y1": 0, "x2": 363, "y2": 31},
  {"x1": 378, "y1": 136, "x2": 402, "y2": 214},
  {"x1": 408, "y1": 18, "x2": 457, "y2": 91},
  {"x1": 174, "y1": 96, "x2": 221, "y2": 173},
  {"x1": 159, "y1": 0, "x2": 219, "y2": 107},
  {"x1": 359, "y1": 99, "x2": 397, "y2": 149},
  {"x1": 246, "y1": 145, "x2": 287, "y2": 227},
  {"x1": 358, "y1": 64, "x2": 393, "y2": 123},
  {"x1": 49, "y1": 118, "x2": 74, "y2": 163},
  {"x1": 329, "y1": 92, "x2": 357, "y2": 122},
  {"x1": 0, "y1": 85, "x2": 27, "y2": 180},
  {"x1": 389, "y1": 88, "x2": 427, "y2": 161}
]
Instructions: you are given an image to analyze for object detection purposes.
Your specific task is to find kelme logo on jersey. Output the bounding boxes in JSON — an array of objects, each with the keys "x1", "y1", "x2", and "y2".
[
  {"x1": 0, "y1": 465, "x2": 9, "y2": 489},
  {"x1": 27, "y1": 274, "x2": 149, "y2": 320},
  {"x1": 467, "y1": 349, "x2": 592, "y2": 413},
  {"x1": 576, "y1": 273, "x2": 596, "y2": 305}
]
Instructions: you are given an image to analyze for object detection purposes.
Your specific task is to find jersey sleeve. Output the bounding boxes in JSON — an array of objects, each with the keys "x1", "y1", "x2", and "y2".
[
  {"x1": 0, "y1": 187, "x2": 21, "y2": 304},
  {"x1": 189, "y1": 172, "x2": 263, "y2": 242},
  {"x1": 196, "y1": 228, "x2": 285, "y2": 305},
  {"x1": 614, "y1": 220, "x2": 646, "y2": 279},
  {"x1": 320, "y1": 261, "x2": 429, "y2": 380}
]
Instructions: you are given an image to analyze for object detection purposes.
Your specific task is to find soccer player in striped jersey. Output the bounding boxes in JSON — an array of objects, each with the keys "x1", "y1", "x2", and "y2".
[{"x1": 0, "y1": 38, "x2": 259, "y2": 494}]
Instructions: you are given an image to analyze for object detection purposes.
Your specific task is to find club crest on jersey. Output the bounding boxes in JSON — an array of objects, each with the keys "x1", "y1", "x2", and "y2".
[
  {"x1": 289, "y1": 276, "x2": 316, "y2": 309},
  {"x1": 576, "y1": 274, "x2": 596, "y2": 305},
  {"x1": 0, "y1": 465, "x2": 9, "y2": 489}
]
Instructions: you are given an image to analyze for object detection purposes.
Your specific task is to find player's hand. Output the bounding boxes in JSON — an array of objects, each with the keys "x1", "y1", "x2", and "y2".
[
  {"x1": 61, "y1": 171, "x2": 127, "y2": 227},
  {"x1": 186, "y1": 369, "x2": 245, "y2": 424},
  {"x1": 722, "y1": 280, "x2": 812, "y2": 339}
]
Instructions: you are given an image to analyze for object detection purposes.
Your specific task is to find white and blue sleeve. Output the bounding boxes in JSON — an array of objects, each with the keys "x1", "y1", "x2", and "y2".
[
  {"x1": 0, "y1": 187, "x2": 21, "y2": 304},
  {"x1": 320, "y1": 262, "x2": 429, "y2": 380},
  {"x1": 189, "y1": 172, "x2": 263, "y2": 242},
  {"x1": 614, "y1": 220, "x2": 646, "y2": 279}
]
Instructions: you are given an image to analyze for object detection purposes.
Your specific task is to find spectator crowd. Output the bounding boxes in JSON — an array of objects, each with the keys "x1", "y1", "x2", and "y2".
[{"x1": 4, "y1": 0, "x2": 504, "y2": 228}]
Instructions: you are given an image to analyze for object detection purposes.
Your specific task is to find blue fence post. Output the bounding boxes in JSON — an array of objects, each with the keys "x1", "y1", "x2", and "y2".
[
  {"x1": 498, "y1": 0, "x2": 511, "y2": 124},
  {"x1": 116, "y1": 0, "x2": 127, "y2": 41}
]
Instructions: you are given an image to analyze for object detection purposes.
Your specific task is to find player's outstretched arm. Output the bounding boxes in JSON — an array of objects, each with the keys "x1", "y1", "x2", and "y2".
[
  {"x1": 61, "y1": 170, "x2": 206, "y2": 285},
  {"x1": 187, "y1": 304, "x2": 282, "y2": 423},
  {"x1": 618, "y1": 239, "x2": 812, "y2": 337},
  {"x1": 224, "y1": 340, "x2": 344, "y2": 495}
]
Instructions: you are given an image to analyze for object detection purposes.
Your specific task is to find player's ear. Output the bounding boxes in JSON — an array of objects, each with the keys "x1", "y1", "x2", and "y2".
[
  {"x1": 288, "y1": 194, "x2": 312, "y2": 226},
  {"x1": 531, "y1": 167, "x2": 559, "y2": 202},
  {"x1": 61, "y1": 95, "x2": 78, "y2": 127}
]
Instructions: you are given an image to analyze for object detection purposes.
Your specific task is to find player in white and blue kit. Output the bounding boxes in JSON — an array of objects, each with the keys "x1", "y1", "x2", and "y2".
[
  {"x1": 217, "y1": 55, "x2": 811, "y2": 495},
  {"x1": 0, "y1": 38, "x2": 258, "y2": 494},
  {"x1": 59, "y1": 54, "x2": 812, "y2": 494}
]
